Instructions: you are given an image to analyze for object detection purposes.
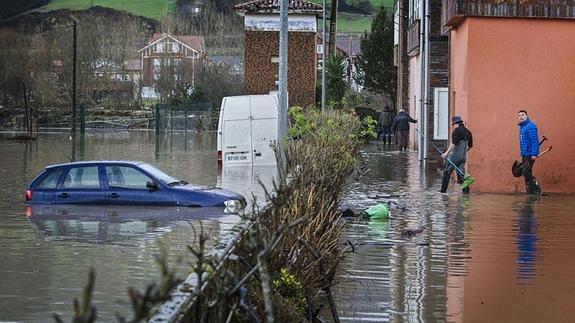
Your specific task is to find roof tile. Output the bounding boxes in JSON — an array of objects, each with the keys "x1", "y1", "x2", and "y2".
[{"x1": 234, "y1": 0, "x2": 322, "y2": 14}]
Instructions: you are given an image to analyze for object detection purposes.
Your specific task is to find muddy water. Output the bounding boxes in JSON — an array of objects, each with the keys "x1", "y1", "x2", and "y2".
[
  {"x1": 0, "y1": 131, "x2": 274, "y2": 321},
  {"x1": 334, "y1": 143, "x2": 575, "y2": 322}
]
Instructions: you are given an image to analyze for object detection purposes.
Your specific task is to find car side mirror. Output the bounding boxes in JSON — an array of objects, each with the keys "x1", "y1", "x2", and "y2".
[{"x1": 146, "y1": 181, "x2": 159, "y2": 191}]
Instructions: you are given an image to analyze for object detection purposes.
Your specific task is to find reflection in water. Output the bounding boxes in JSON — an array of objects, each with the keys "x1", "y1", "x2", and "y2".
[
  {"x1": 516, "y1": 196, "x2": 538, "y2": 282},
  {"x1": 0, "y1": 131, "x2": 270, "y2": 321},
  {"x1": 27, "y1": 204, "x2": 234, "y2": 245},
  {"x1": 334, "y1": 143, "x2": 575, "y2": 323},
  {"x1": 218, "y1": 165, "x2": 278, "y2": 211}
]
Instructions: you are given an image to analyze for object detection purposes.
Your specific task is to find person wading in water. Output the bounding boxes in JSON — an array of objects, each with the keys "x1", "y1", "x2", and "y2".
[{"x1": 440, "y1": 116, "x2": 473, "y2": 194}]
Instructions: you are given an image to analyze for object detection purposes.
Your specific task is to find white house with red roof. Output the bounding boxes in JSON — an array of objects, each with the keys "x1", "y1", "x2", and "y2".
[{"x1": 138, "y1": 33, "x2": 205, "y2": 96}]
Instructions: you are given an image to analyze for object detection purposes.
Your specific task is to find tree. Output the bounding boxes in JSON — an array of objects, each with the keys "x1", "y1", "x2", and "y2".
[
  {"x1": 325, "y1": 54, "x2": 348, "y2": 103},
  {"x1": 355, "y1": 6, "x2": 396, "y2": 104}
]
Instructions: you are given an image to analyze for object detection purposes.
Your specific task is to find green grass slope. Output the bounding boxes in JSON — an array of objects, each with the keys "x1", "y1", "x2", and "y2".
[
  {"x1": 40, "y1": 0, "x2": 393, "y2": 33},
  {"x1": 41, "y1": 0, "x2": 175, "y2": 20},
  {"x1": 310, "y1": 0, "x2": 394, "y2": 33}
]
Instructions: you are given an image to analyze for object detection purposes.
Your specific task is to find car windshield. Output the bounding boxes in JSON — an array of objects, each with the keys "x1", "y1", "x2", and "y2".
[{"x1": 139, "y1": 164, "x2": 185, "y2": 186}]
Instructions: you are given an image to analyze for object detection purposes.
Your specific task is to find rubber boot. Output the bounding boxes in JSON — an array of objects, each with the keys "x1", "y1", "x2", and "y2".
[{"x1": 440, "y1": 173, "x2": 450, "y2": 193}]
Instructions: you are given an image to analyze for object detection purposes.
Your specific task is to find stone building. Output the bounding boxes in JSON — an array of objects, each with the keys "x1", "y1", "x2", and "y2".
[{"x1": 234, "y1": 0, "x2": 322, "y2": 108}]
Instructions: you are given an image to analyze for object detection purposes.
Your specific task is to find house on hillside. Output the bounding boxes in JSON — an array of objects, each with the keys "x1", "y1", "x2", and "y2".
[
  {"x1": 138, "y1": 33, "x2": 205, "y2": 99},
  {"x1": 234, "y1": 0, "x2": 323, "y2": 108},
  {"x1": 443, "y1": 0, "x2": 575, "y2": 193},
  {"x1": 90, "y1": 59, "x2": 141, "y2": 103},
  {"x1": 205, "y1": 55, "x2": 244, "y2": 75},
  {"x1": 316, "y1": 34, "x2": 362, "y2": 91}
]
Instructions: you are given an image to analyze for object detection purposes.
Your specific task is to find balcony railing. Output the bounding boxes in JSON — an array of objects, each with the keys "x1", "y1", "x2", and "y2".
[
  {"x1": 443, "y1": 0, "x2": 575, "y2": 27},
  {"x1": 407, "y1": 20, "x2": 420, "y2": 55}
]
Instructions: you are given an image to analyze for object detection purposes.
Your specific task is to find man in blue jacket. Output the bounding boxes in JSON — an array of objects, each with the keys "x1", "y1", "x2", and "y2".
[{"x1": 518, "y1": 109, "x2": 541, "y2": 194}]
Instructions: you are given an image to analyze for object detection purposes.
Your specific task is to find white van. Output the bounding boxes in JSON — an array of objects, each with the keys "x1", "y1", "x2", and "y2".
[{"x1": 217, "y1": 93, "x2": 279, "y2": 166}]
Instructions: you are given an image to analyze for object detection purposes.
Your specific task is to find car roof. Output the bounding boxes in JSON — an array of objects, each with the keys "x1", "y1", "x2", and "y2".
[{"x1": 45, "y1": 160, "x2": 146, "y2": 169}]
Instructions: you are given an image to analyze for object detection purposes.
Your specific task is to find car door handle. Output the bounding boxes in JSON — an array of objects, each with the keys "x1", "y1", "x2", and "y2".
[
  {"x1": 57, "y1": 193, "x2": 69, "y2": 198},
  {"x1": 107, "y1": 193, "x2": 120, "y2": 199}
]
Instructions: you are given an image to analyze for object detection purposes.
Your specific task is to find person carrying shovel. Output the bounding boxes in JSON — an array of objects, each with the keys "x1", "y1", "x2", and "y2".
[
  {"x1": 440, "y1": 116, "x2": 474, "y2": 194},
  {"x1": 517, "y1": 109, "x2": 541, "y2": 194}
]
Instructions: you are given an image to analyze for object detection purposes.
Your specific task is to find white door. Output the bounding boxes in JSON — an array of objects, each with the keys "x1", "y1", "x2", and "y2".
[
  {"x1": 434, "y1": 87, "x2": 449, "y2": 140},
  {"x1": 223, "y1": 96, "x2": 252, "y2": 165},
  {"x1": 250, "y1": 95, "x2": 278, "y2": 165}
]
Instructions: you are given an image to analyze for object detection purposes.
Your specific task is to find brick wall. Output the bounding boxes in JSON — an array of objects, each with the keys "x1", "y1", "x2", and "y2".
[
  {"x1": 428, "y1": 0, "x2": 450, "y2": 157},
  {"x1": 244, "y1": 31, "x2": 317, "y2": 108}
]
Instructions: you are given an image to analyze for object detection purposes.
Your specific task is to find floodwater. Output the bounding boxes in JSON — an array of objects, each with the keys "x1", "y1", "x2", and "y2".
[
  {"x1": 2, "y1": 133, "x2": 574, "y2": 322},
  {"x1": 0, "y1": 131, "x2": 275, "y2": 321},
  {"x1": 333, "y1": 143, "x2": 575, "y2": 322}
]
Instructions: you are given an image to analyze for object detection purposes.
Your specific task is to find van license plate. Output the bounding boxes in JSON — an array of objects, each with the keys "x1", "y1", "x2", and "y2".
[{"x1": 227, "y1": 155, "x2": 248, "y2": 161}]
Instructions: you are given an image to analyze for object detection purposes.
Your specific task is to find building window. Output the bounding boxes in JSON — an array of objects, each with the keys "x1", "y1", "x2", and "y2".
[
  {"x1": 316, "y1": 44, "x2": 323, "y2": 54},
  {"x1": 172, "y1": 43, "x2": 180, "y2": 53},
  {"x1": 394, "y1": 5, "x2": 400, "y2": 46},
  {"x1": 409, "y1": 0, "x2": 420, "y2": 25},
  {"x1": 155, "y1": 43, "x2": 164, "y2": 53},
  {"x1": 271, "y1": 56, "x2": 279, "y2": 63}
]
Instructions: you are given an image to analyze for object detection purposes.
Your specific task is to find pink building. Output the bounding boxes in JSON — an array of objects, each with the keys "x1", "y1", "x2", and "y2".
[{"x1": 444, "y1": 0, "x2": 575, "y2": 193}]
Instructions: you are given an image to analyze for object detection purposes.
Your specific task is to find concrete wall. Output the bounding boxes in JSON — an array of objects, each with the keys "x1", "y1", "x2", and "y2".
[
  {"x1": 244, "y1": 31, "x2": 316, "y2": 108},
  {"x1": 450, "y1": 17, "x2": 575, "y2": 193}
]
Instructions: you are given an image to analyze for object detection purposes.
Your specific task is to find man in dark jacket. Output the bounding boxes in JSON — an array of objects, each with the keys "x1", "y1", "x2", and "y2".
[
  {"x1": 440, "y1": 116, "x2": 473, "y2": 194},
  {"x1": 378, "y1": 106, "x2": 394, "y2": 144},
  {"x1": 518, "y1": 109, "x2": 541, "y2": 194},
  {"x1": 392, "y1": 108, "x2": 417, "y2": 151}
]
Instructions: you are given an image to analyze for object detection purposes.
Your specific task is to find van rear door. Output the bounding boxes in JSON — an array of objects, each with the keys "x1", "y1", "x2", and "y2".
[
  {"x1": 223, "y1": 96, "x2": 253, "y2": 165},
  {"x1": 250, "y1": 95, "x2": 278, "y2": 165}
]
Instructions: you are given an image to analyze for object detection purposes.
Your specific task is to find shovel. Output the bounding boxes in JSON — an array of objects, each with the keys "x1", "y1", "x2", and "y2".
[
  {"x1": 512, "y1": 136, "x2": 550, "y2": 177},
  {"x1": 512, "y1": 146, "x2": 553, "y2": 177}
]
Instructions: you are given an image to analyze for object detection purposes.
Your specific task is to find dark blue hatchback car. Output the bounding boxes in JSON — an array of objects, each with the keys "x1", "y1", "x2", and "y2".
[{"x1": 26, "y1": 161, "x2": 245, "y2": 212}]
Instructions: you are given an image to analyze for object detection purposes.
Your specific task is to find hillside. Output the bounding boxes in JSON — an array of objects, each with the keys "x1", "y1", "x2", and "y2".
[
  {"x1": 41, "y1": 0, "x2": 175, "y2": 21},
  {"x1": 11, "y1": 0, "x2": 396, "y2": 33},
  {"x1": 309, "y1": 0, "x2": 394, "y2": 33}
]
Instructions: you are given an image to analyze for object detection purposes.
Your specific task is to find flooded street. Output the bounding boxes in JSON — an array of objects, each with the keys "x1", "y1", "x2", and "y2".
[
  {"x1": 0, "y1": 131, "x2": 264, "y2": 321},
  {"x1": 1, "y1": 133, "x2": 574, "y2": 322},
  {"x1": 335, "y1": 143, "x2": 575, "y2": 322}
]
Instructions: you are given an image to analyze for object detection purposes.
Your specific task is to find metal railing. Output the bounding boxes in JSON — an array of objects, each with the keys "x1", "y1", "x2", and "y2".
[
  {"x1": 443, "y1": 0, "x2": 575, "y2": 27},
  {"x1": 407, "y1": 20, "x2": 421, "y2": 55}
]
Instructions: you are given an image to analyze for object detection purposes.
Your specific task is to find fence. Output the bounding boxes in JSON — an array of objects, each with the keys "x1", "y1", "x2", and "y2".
[{"x1": 155, "y1": 102, "x2": 213, "y2": 135}]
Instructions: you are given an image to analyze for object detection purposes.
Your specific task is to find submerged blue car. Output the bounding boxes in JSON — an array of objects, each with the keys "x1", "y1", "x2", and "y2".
[{"x1": 26, "y1": 161, "x2": 245, "y2": 212}]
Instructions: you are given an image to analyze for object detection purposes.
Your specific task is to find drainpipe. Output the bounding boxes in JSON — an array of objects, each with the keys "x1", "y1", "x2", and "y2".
[
  {"x1": 418, "y1": 0, "x2": 426, "y2": 161},
  {"x1": 423, "y1": 0, "x2": 430, "y2": 160}
]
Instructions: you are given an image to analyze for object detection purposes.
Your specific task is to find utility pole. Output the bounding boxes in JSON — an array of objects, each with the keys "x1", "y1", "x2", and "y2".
[
  {"x1": 72, "y1": 19, "x2": 77, "y2": 134},
  {"x1": 328, "y1": 0, "x2": 338, "y2": 55},
  {"x1": 278, "y1": 0, "x2": 288, "y2": 139},
  {"x1": 321, "y1": 0, "x2": 326, "y2": 112}
]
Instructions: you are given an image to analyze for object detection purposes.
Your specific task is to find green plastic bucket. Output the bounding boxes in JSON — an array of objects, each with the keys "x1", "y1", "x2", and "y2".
[{"x1": 364, "y1": 203, "x2": 390, "y2": 219}]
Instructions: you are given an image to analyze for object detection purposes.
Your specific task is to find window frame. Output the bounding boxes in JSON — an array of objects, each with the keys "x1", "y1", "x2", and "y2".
[
  {"x1": 61, "y1": 165, "x2": 103, "y2": 190},
  {"x1": 33, "y1": 168, "x2": 65, "y2": 190},
  {"x1": 104, "y1": 165, "x2": 156, "y2": 190}
]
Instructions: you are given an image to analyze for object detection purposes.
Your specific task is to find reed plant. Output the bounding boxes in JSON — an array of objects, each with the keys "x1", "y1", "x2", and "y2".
[{"x1": 181, "y1": 108, "x2": 365, "y2": 321}]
